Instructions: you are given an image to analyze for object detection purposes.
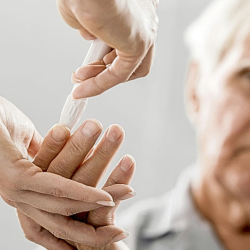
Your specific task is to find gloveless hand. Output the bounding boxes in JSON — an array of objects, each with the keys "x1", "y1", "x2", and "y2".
[
  {"x1": 57, "y1": 0, "x2": 159, "y2": 99},
  {"x1": 17, "y1": 119, "x2": 135, "y2": 249},
  {"x1": 0, "y1": 97, "x2": 115, "y2": 244}
]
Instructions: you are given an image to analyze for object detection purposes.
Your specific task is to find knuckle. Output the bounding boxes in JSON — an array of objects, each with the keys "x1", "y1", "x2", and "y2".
[
  {"x1": 106, "y1": 177, "x2": 117, "y2": 187},
  {"x1": 69, "y1": 137, "x2": 83, "y2": 154},
  {"x1": 37, "y1": 143, "x2": 63, "y2": 163},
  {"x1": 97, "y1": 148, "x2": 110, "y2": 162},
  {"x1": 93, "y1": 77, "x2": 105, "y2": 95},
  {"x1": 107, "y1": 67, "x2": 127, "y2": 83},
  {"x1": 51, "y1": 159, "x2": 69, "y2": 176}
]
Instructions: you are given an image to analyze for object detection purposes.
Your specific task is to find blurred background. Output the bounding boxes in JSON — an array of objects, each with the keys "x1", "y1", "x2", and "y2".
[{"x1": 0, "y1": 0, "x2": 211, "y2": 249}]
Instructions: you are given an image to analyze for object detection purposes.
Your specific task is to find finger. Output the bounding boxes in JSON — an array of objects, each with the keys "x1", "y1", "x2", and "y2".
[
  {"x1": 71, "y1": 50, "x2": 116, "y2": 84},
  {"x1": 72, "y1": 53, "x2": 142, "y2": 99},
  {"x1": 47, "y1": 119, "x2": 102, "y2": 178},
  {"x1": 17, "y1": 210, "x2": 76, "y2": 250},
  {"x1": 86, "y1": 183, "x2": 136, "y2": 227},
  {"x1": 88, "y1": 155, "x2": 136, "y2": 227},
  {"x1": 103, "y1": 184, "x2": 135, "y2": 203},
  {"x1": 72, "y1": 124, "x2": 124, "y2": 187},
  {"x1": 72, "y1": 65, "x2": 106, "y2": 84},
  {"x1": 14, "y1": 161, "x2": 113, "y2": 204},
  {"x1": 129, "y1": 44, "x2": 155, "y2": 81},
  {"x1": 17, "y1": 203, "x2": 127, "y2": 247},
  {"x1": 104, "y1": 155, "x2": 136, "y2": 188},
  {"x1": 16, "y1": 191, "x2": 105, "y2": 216},
  {"x1": 33, "y1": 124, "x2": 70, "y2": 172},
  {"x1": 27, "y1": 128, "x2": 43, "y2": 159},
  {"x1": 103, "y1": 50, "x2": 117, "y2": 65},
  {"x1": 71, "y1": 184, "x2": 134, "y2": 223}
]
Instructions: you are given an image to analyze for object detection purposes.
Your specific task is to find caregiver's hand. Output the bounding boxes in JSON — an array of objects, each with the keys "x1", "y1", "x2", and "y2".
[
  {"x1": 17, "y1": 119, "x2": 135, "y2": 249},
  {"x1": 0, "y1": 97, "x2": 114, "y2": 218},
  {"x1": 57, "y1": 0, "x2": 159, "y2": 99}
]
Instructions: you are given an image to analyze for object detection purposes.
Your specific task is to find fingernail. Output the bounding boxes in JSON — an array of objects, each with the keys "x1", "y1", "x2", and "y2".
[
  {"x1": 111, "y1": 232, "x2": 129, "y2": 243},
  {"x1": 71, "y1": 72, "x2": 82, "y2": 84},
  {"x1": 82, "y1": 120, "x2": 101, "y2": 138},
  {"x1": 96, "y1": 201, "x2": 116, "y2": 207},
  {"x1": 120, "y1": 155, "x2": 135, "y2": 172},
  {"x1": 51, "y1": 125, "x2": 68, "y2": 142},
  {"x1": 106, "y1": 125, "x2": 124, "y2": 142},
  {"x1": 119, "y1": 191, "x2": 137, "y2": 201}
]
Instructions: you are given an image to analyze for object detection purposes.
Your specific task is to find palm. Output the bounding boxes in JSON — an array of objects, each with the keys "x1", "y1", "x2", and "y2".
[{"x1": 0, "y1": 97, "x2": 40, "y2": 158}]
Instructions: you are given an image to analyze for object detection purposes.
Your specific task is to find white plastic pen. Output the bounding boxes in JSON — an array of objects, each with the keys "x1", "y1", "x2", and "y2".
[{"x1": 59, "y1": 39, "x2": 110, "y2": 130}]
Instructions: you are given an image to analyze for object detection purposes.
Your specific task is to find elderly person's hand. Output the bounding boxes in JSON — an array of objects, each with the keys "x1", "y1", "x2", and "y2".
[
  {"x1": 56, "y1": 0, "x2": 159, "y2": 99},
  {"x1": 0, "y1": 97, "x2": 114, "y2": 220},
  {"x1": 17, "y1": 119, "x2": 135, "y2": 249}
]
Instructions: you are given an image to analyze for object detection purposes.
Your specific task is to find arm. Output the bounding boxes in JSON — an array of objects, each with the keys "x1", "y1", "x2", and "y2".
[{"x1": 56, "y1": 0, "x2": 159, "y2": 99}]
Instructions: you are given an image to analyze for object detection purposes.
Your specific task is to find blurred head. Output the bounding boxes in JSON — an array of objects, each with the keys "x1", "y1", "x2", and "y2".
[{"x1": 185, "y1": 0, "x2": 250, "y2": 199}]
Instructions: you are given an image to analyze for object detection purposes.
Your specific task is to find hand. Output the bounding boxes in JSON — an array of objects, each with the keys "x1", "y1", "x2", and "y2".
[
  {"x1": 0, "y1": 97, "x2": 115, "y2": 241},
  {"x1": 57, "y1": 0, "x2": 159, "y2": 99},
  {"x1": 17, "y1": 119, "x2": 135, "y2": 249}
]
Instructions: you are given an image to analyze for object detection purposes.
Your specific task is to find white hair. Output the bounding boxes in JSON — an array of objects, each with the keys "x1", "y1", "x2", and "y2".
[{"x1": 185, "y1": 0, "x2": 250, "y2": 73}]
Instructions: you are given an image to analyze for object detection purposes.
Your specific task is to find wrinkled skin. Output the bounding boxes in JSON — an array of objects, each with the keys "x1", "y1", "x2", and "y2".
[
  {"x1": 0, "y1": 97, "x2": 135, "y2": 249},
  {"x1": 188, "y1": 38, "x2": 250, "y2": 250},
  {"x1": 57, "y1": 0, "x2": 159, "y2": 99}
]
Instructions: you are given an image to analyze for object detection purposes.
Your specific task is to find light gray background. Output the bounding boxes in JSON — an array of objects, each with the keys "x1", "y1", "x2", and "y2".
[{"x1": 0, "y1": 0, "x2": 210, "y2": 249}]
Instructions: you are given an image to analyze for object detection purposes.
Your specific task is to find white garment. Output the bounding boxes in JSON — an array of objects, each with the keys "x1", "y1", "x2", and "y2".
[{"x1": 35, "y1": 166, "x2": 224, "y2": 250}]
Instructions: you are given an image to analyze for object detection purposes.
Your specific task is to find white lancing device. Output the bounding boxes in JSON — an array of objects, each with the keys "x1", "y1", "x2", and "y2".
[{"x1": 59, "y1": 39, "x2": 110, "y2": 130}]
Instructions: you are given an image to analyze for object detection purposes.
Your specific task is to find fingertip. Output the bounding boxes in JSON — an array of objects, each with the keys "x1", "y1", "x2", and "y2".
[
  {"x1": 119, "y1": 191, "x2": 137, "y2": 201},
  {"x1": 87, "y1": 118, "x2": 103, "y2": 130},
  {"x1": 111, "y1": 231, "x2": 130, "y2": 243},
  {"x1": 120, "y1": 154, "x2": 136, "y2": 172},
  {"x1": 106, "y1": 124, "x2": 125, "y2": 142},
  {"x1": 51, "y1": 124, "x2": 70, "y2": 143},
  {"x1": 80, "y1": 119, "x2": 103, "y2": 138}
]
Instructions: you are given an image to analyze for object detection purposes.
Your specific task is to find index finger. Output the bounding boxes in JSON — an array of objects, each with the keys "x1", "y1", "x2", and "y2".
[{"x1": 72, "y1": 54, "x2": 141, "y2": 99}]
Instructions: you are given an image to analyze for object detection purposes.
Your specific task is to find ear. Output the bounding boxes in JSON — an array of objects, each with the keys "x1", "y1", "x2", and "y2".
[{"x1": 185, "y1": 61, "x2": 201, "y2": 125}]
